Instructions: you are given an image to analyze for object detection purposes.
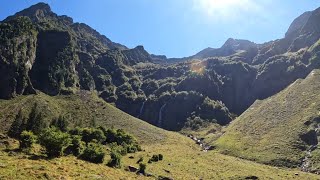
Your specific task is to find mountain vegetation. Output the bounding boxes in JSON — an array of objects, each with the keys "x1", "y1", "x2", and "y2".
[{"x1": 1, "y1": 2, "x2": 320, "y2": 179}]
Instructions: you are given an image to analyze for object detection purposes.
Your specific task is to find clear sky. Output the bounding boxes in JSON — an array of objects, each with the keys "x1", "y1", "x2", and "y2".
[{"x1": 1, "y1": 0, "x2": 319, "y2": 58}]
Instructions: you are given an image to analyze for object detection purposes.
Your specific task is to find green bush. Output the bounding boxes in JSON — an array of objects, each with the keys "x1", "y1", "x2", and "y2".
[
  {"x1": 69, "y1": 127, "x2": 106, "y2": 143},
  {"x1": 65, "y1": 135, "x2": 85, "y2": 156},
  {"x1": 107, "y1": 150, "x2": 122, "y2": 168},
  {"x1": 125, "y1": 143, "x2": 138, "y2": 153},
  {"x1": 19, "y1": 131, "x2": 36, "y2": 152},
  {"x1": 80, "y1": 142, "x2": 105, "y2": 163},
  {"x1": 104, "y1": 128, "x2": 117, "y2": 143},
  {"x1": 149, "y1": 154, "x2": 164, "y2": 163},
  {"x1": 151, "y1": 154, "x2": 159, "y2": 162},
  {"x1": 39, "y1": 128, "x2": 71, "y2": 158},
  {"x1": 110, "y1": 143, "x2": 127, "y2": 156}
]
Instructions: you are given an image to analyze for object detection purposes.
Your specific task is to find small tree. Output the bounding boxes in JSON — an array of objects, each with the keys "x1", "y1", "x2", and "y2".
[
  {"x1": 51, "y1": 115, "x2": 69, "y2": 132},
  {"x1": 108, "y1": 150, "x2": 122, "y2": 168},
  {"x1": 26, "y1": 103, "x2": 46, "y2": 135},
  {"x1": 8, "y1": 109, "x2": 25, "y2": 138},
  {"x1": 39, "y1": 128, "x2": 71, "y2": 158},
  {"x1": 139, "y1": 163, "x2": 147, "y2": 174},
  {"x1": 80, "y1": 142, "x2": 105, "y2": 163},
  {"x1": 19, "y1": 131, "x2": 36, "y2": 153}
]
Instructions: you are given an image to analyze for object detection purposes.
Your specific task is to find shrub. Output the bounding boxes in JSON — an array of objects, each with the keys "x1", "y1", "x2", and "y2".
[
  {"x1": 69, "y1": 127, "x2": 83, "y2": 136},
  {"x1": 80, "y1": 142, "x2": 105, "y2": 163},
  {"x1": 39, "y1": 128, "x2": 71, "y2": 158},
  {"x1": 139, "y1": 163, "x2": 147, "y2": 174},
  {"x1": 81, "y1": 128, "x2": 106, "y2": 144},
  {"x1": 110, "y1": 143, "x2": 127, "y2": 156},
  {"x1": 149, "y1": 154, "x2": 164, "y2": 163},
  {"x1": 8, "y1": 109, "x2": 25, "y2": 139},
  {"x1": 125, "y1": 143, "x2": 138, "y2": 153},
  {"x1": 151, "y1": 154, "x2": 159, "y2": 162},
  {"x1": 65, "y1": 135, "x2": 85, "y2": 156},
  {"x1": 105, "y1": 128, "x2": 117, "y2": 143},
  {"x1": 107, "y1": 150, "x2": 122, "y2": 168},
  {"x1": 159, "y1": 154, "x2": 163, "y2": 160},
  {"x1": 115, "y1": 129, "x2": 136, "y2": 145},
  {"x1": 19, "y1": 131, "x2": 36, "y2": 152}
]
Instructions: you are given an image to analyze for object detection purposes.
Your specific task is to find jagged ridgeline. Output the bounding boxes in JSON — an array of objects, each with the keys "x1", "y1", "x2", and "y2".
[
  {"x1": 0, "y1": 3, "x2": 233, "y2": 131},
  {"x1": 2, "y1": 3, "x2": 320, "y2": 133}
]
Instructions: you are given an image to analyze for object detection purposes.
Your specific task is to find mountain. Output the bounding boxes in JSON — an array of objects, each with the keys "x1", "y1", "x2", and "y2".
[
  {"x1": 2, "y1": 3, "x2": 320, "y2": 131},
  {"x1": 0, "y1": 2, "x2": 233, "y2": 132}
]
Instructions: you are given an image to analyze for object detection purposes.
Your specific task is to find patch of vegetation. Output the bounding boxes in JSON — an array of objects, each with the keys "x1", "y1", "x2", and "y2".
[
  {"x1": 39, "y1": 127, "x2": 71, "y2": 158},
  {"x1": 148, "y1": 154, "x2": 164, "y2": 163},
  {"x1": 19, "y1": 131, "x2": 36, "y2": 153},
  {"x1": 107, "y1": 150, "x2": 122, "y2": 168},
  {"x1": 80, "y1": 142, "x2": 105, "y2": 163}
]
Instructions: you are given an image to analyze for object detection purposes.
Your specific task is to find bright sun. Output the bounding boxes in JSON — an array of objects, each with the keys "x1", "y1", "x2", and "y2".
[{"x1": 193, "y1": 0, "x2": 259, "y2": 19}]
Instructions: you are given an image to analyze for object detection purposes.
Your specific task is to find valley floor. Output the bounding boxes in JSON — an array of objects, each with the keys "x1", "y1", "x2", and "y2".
[
  {"x1": 0, "y1": 133, "x2": 319, "y2": 180},
  {"x1": 0, "y1": 93, "x2": 319, "y2": 179}
]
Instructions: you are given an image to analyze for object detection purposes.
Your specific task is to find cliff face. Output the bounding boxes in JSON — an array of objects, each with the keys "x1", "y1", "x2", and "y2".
[{"x1": 0, "y1": 17, "x2": 37, "y2": 98}]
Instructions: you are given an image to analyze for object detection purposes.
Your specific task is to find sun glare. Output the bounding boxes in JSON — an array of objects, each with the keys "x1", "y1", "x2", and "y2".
[{"x1": 193, "y1": 0, "x2": 259, "y2": 20}]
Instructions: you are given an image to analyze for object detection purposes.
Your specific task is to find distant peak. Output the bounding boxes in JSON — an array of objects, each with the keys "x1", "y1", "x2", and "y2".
[
  {"x1": 4, "y1": 2, "x2": 54, "y2": 22},
  {"x1": 30, "y1": 2, "x2": 51, "y2": 11},
  {"x1": 135, "y1": 45, "x2": 145, "y2": 50},
  {"x1": 20, "y1": 2, "x2": 52, "y2": 15}
]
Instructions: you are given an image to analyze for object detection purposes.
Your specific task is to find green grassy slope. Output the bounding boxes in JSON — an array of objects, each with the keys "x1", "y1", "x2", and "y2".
[
  {"x1": 0, "y1": 92, "x2": 319, "y2": 179},
  {"x1": 0, "y1": 91, "x2": 165, "y2": 144},
  {"x1": 215, "y1": 69, "x2": 320, "y2": 169}
]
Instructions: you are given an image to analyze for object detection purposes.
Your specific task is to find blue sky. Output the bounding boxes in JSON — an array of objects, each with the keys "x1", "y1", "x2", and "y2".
[{"x1": 1, "y1": 0, "x2": 319, "y2": 57}]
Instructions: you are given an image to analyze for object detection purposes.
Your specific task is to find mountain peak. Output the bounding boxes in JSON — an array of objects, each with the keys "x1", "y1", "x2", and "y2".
[
  {"x1": 29, "y1": 2, "x2": 51, "y2": 11},
  {"x1": 134, "y1": 45, "x2": 145, "y2": 51},
  {"x1": 285, "y1": 11, "x2": 312, "y2": 39},
  {"x1": 222, "y1": 38, "x2": 255, "y2": 49},
  {"x1": 4, "y1": 2, "x2": 54, "y2": 22}
]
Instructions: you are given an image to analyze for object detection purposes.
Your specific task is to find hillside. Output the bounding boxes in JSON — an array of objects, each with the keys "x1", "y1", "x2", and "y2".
[
  {"x1": 215, "y1": 69, "x2": 320, "y2": 172},
  {"x1": 0, "y1": 93, "x2": 319, "y2": 179}
]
